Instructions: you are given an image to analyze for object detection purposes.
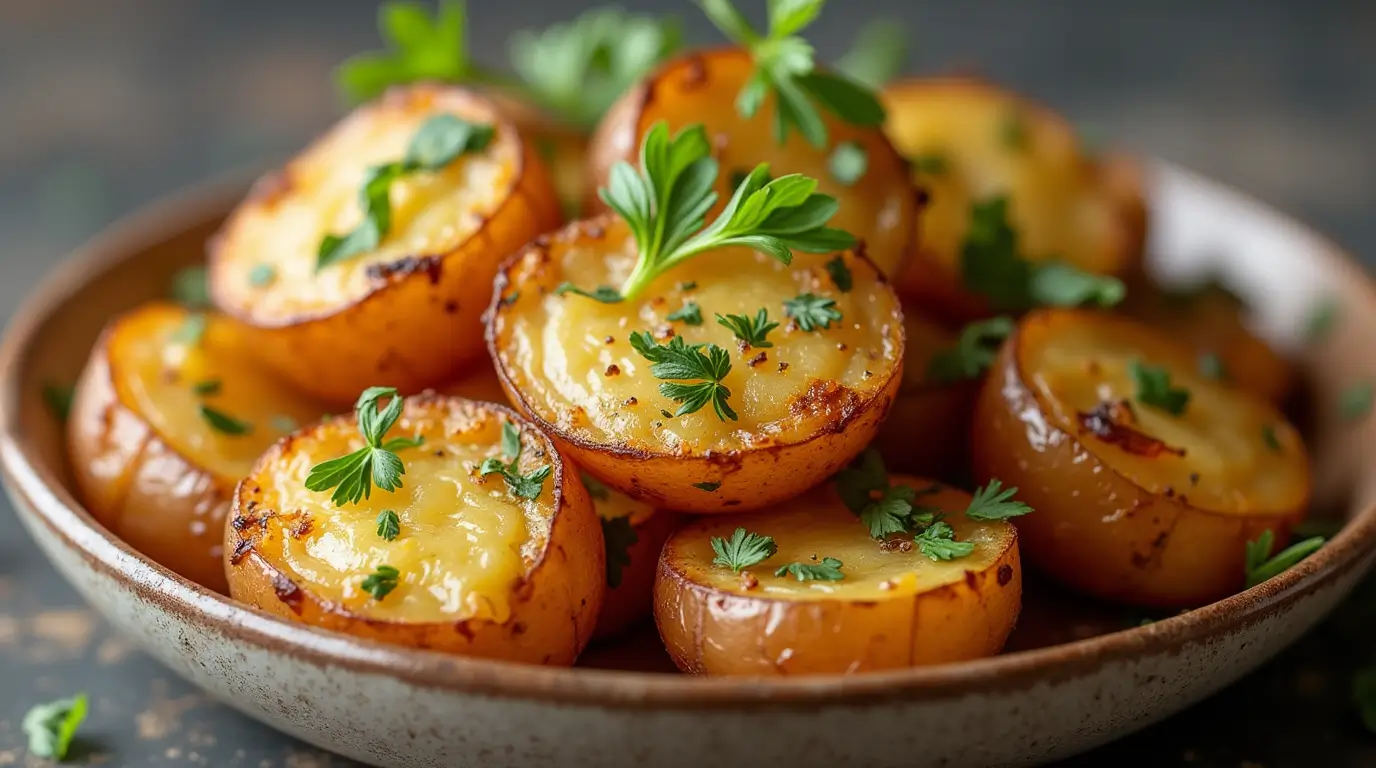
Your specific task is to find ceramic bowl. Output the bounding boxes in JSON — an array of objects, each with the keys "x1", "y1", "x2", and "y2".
[{"x1": 3, "y1": 162, "x2": 1375, "y2": 768}]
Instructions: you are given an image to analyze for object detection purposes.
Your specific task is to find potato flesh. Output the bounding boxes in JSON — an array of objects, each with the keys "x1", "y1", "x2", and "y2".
[
  {"x1": 499, "y1": 220, "x2": 902, "y2": 453},
  {"x1": 1021, "y1": 311, "x2": 1307, "y2": 514},
  {"x1": 254, "y1": 414, "x2": 552, "y2": 624},
  {"x1": 110, "y1": 304, "x2": 321, "y2": 480}
]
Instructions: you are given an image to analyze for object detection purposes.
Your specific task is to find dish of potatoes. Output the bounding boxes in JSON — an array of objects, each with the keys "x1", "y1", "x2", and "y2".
[{"x1": 58, "y1": 0, "x2": 1330, "y2": 679}]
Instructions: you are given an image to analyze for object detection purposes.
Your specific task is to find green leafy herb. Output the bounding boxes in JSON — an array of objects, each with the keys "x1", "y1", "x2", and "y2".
[
  {"x1": 1130, "y1": 360, "x2": 1191, "y2": 416},
  {"x1": 554, "y1": 283, "x2": 623, "y2": 303},
  {"x1": 170, "y1": 265, "x2": 210, "y2": 309},
  {"x1": 336, "y1": 0, "x2": 490, "y2": 103},
  {"x1": 824, "y1": 255, "x2": 852, "y2": 292},
  {"x1": 999, "y1": 110, "x2": 1027, "y2": 150},
  {"x1": 582, "y1": 473, "x2": 612, "y2": 501},
  {"x1": 964, "y1": 479, "x2": 1034, "y2": 521},
  {"x1": 666, "y1": 301, "x2": 704, "y2": 325},
  {"x1": 927, "y1": 316, "x2": 1014, "y2": 383},
  {"x1": 479, "y1": 421, "x2": 553, "y2": 500},
  {"x1": 271, "y1": 414, "x2": 299, "y2": 433},
  {"x1": 828, "y1": 141, "x2": 868, "y2": 185},
  {"x1": 361, "y1": 564, "x2": 401, "y2": 600},
  {"x1": 317, "y1": 114, "x2": 494, "y2": 270},
  {"x1": 43, "y1": 383, "x2": 75, "y2": 423},
  {"x1": 834, "y1": 18, "x2": 909, "y2": 89},
  {"x1": 572, "y1": 122, "x2": 854, "y2": 302},
  {"x1": 1197, "y1": 352, "x2": 1228, "y2": 382},
  {"x1": 1341, "y1": 382, "x2": 1373, "y2": 422},
  {"x1": 693, "y1": 481, "x2": 722, "y2": 492},
  {"x1": 834, "y1": 450, "x2": 954, "y2": 556},
  {"x1": 375, "y1": 510, "x2": 401, "y2": 541},
  {"x1": 910, "y1": 152, "x2": 949, "y2": 175},
  {"x1": 305, "y1": 387, "x2": 425, "y2": 506},
  {"x1": 710, "y1": 527, "x2": 777, "y2": 573},
  {"x1": 191, "y1": 379, "x2": 222, "y2": 396},
  {"x1": 601, "y1": 515, "x2": 639, "y2": 588},
  {"x1": 171, "y1": 313, "x2": 208, "y2": 346},
  {"x1": 630, "y1": 332, "x2": 736, "y2": 421},
  {"x1": 679, "y1": 281, "x2": 698, "y2": 292},
  {"x1": 914, "y1": 521, "x2": 975, "y2": 561},
  {"x1": 22, "y1": 693, "x2": 87, "y2": 761},
  {"x1": 247, "y1": 263, "x2": 277, "y2": 288},
  {"x1": 1262, "y1": 424, "x2": 1282, "y2": 452},
  {"x1": 199, "y1": 405, "x2": 252, "y2": 436},
  {"x1": 1304, "y1": 297, "x2": 1340, "y2": 344},
  {"x1": 775, "y1": 556, "x2": 845, "y2": 582},
  {"x1": 783, "y1": 293, "x2": 841, "y2": 331},
  {"x1": 699, "y1": 0, "x2": 885, "y2": 147},
  {"x1": 1028, "y1": 262, "x2": 1126, "y2": 308},
  {"x1": 716, "y1": 308, "x2": 779, "y2": 348},
  {"x1": 1243, "y1": 530, "x2": 1325, "y2": 588}
]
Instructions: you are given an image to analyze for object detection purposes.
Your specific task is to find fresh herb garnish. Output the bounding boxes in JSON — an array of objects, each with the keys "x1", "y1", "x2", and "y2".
[
  {"x1": 914, "y1": 521, "x2": 976, "y2": 561},
  {"x1": 554, "y1": 283, "x2": 623, "y2": 303},
  {"x1": 1341, "y1": 382, "x2": 1373, "y2": 423},
  {"x1": 666, "y1": 301, "x2": 703, "y2": 325},
  {"x1": 376, "y1": 509, "x2": 401, "y2": 541},
  {"x1": 783, "y1": 293, "x2": 841, "y2": 331},
  {"x1": 1130, "y1": 360, "x2": 1191, "y2": 416},
  {"x1": 1244, "y1": 530, "x2": 1325, "y2": 588},
  {"x1": 710, "y1": 527, "x2": 777, "y2": 573},
  {"x1": 775, "y1": 556, "x2": 845, "y2": 582},
  {"x1": 679, "y1": 281, "x2": 698, "y2": 291},
  {"x1": 716, "y1": 309, "x2": 779, "y2": 348},
  {"x1": 927, "y1": 316, "x2": 1014, "y2": 383},
  {"x1": 835, "y1": 449, "x2": 950, "y2": 550},
  {"x1": 336, "y1": 0, "x2": 491, "y2": 103},
  {"x1": 171, "y1": 314, "x2": 208, "y2": 346},
  {"x1": 199, "y1": 405, "x2": 252, "y2": 436},
  {"x1": 191, "y1": 379, "x2": 222, "y2": 396},
  {"x1": 964, "y1": 479, "x2": 1034, "y2": 521},
  {"x1": 43, "y1": 383, "x2": 75, "y2": 423},
  {"x1": 1028, "y1": 263, "x2": 1126, "y2": 308},
  {"x1": 693, "y1": 481, "x2": 723, "y2": 492},
  {"x1": 317, "y1": 114, "x2": 494, "y2": 270},
  {"x1": 479, "y1": 421, "x2": 552, "y2": 500},
  {"x1": 1262, "y1": 424, "x2": 1282, "y2": 452},
  {"x1": 170, "y1": 265, "x2": 211, "y2": 309},
  {"x1": 304, "y1": 387, "x2": 424, "y2": 506},
  {"x1": 828, "y1": 141, "x2": 868, "y2": 185},
  {"x1": 824, "y1": 255, "x2": 852, "y2": 292},
  {"x1": 629, "y1": 332, "x2": 736, "y2": 421},
  {"x1": 248, "y1": 263, "x2": 277, "y2": 287},
  {"x1": 1304, "y1": 297, "x2": 1340, "y2": 344},
  {"x1": 361, "y1": 564, "x2": 401, "y2": 600},
  {"x1": 1197, "y1": 352, "x2": 1228, "y2": 382},
  {"x1": 699, "y1": 0, "x2": 885, "y2": 147},
  {"x1": 834, "y1": 18, "x2": 909, "y2": 89},
  {"x1": 22, "y1": 693, "x2": 87, "y2": 761},
  {"x1": 601, "y1": 515, "x2": 639, "y2": 588}
]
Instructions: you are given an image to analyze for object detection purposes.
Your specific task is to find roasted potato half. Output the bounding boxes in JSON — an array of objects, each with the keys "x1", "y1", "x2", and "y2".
[
  {"x1": 210, "y1": 84, "x2": 562, "y2": 404},
  {"x1": 66, "y1": 302, "x2": 323, "y2": 592},
  {"x1": 225, "y1": 394, "x2": 604, "y2": 663},
  {"x1": 883, "y1": 78, "x2": 1145, "y2": 320},
  {"x1": 487, "y1": 216, "x2": 905, "y2": 514},
  {"x1": 584, "y1": 474, "x2": 680, "y2": 639},
  {"x1": 971, "y1": 309, "x2": 1310, "y2": 607},
  {"x1": 655, "y1": 479, "x2": 1022, "y2": 675},
  {"x1": 484, "y1": 89, "x2": 587, "y2": 219},
  {"x1": 586, "y1": 49, "x2": 918, "y2": 277}
]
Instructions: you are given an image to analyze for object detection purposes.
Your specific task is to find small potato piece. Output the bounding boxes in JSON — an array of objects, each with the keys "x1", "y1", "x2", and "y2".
[
  {"x1": 211, "y1": 84, "x2": 562, "y2": 404},
  {"x1": 971, "y1": 309, "x2": 1310, "y2": 607},
  {"x1": 655, "y1": 479, "x2": 1021, "y2": 676},
  {"x1": 66, "y1": 302, "x2": 323, "y2": 592},
  {"x1": 586, "y1": 49, "x2": 918, "y2": 277},
  {"x1": 585, "y1": 474, "x2": 680, "y2": 639},
  {"x1": 487, "y1": 216, "x2": 905, "y2": 514},
  {"x1": 883, "y1": 78, "x2": 1144, "y2": 320},
  {"x1": 225, "y1": 395, "x2": 603, "y2": 663}
]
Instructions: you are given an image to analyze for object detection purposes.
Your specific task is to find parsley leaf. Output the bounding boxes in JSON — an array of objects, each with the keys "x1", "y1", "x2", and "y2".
[
  {"x1": 824, "y1": 255, "x2": 852, "y2": 292},
  {"x1": 775, "y1": 556, "x2": 845, "y2": 582},
  {"x1": 479, "y1": 421, "x2": 553, "y2": 500},
  {"x1": 23, "y1": 694, "x2": 87, "y2": 761},
  {"x1": 376, "y1": 509, "x2": 401, "y2": 541},
  {"x1": 1028, "y1": 262, "x2": 1126, "y2": 308},
  {"x1": 964, "y1": 479, "x2": 1034, "y2": 520},
  {"x1": 336, "y1": 0, "x2": 492, "y2": 104},
  {"x1": 601, "y1": 515, "x2": 639, "y2": 588},
  {"x1": 700, "y1": 0, "x2": 885, "y2": 147},
  {"x1": 199, "y1": 405, "x2": 252, "y2": 436},
  {"x1": 927, "y1": 316, "x2": 1014, "y2": 383},
  {"x1": 716, "y1": 308, "x2": 779, "y2": 348},
  {"x1": 711, "y1": 527, "x2": 777, "y2": 573},
  {"x1": 828, "y1": 141, "x2": 868, "y2": 185},
  {"x1": 784, "y1": 293, "x2": 842, "y2": 331},
  {"x1": 1341, "y1": 382, "x2": 1373, "y2": 423},
  {"x1": 1244, "y1": 530, "x2": 1325, "y2": 588},
  {"x1": 835, "y1": 18, "x2": 909, "y2": 89},
  {"x1": 555, "y1": 283, "x2": 624, "y2": 303},
  {"x1": 630, "y1": 332, "x2": 736, "y2": 421},
  {"x1": 834, "y1": 449, "x2": 944, "y2": 542},
  {"x1": 693, "y1": 481, "x2": 722, "y2": 492},
  {"x1": 170, "y1": 265, "x2": 210, "y2": 309},
  {"x1": 361, "y1": 564, "x2": 401, "y2": 600},
  {"x1": 191, "y1": 379, "x2": 222, "y2": 396},
  {"x1": 666, "y1": 301, "x2": 703, "y2": 325},
  {"x1": 317, "y1": 114, "x2": 493, "y2": 270},
  {"x1": 915, "y1": 521, "x2": 976, "y2": 561},
  {"x1": 1131, "y1": 360, "x2": 1191, "y2": 416},
  {"x1": 43, "y1": 383, "x2": 75, "y2": 423},
  {"x1": 305, "y1": 387, "x2": 424, "y2": 506},
  {"x1": 1197, "y1": 352, "x2": 1229, "y2": 382}
]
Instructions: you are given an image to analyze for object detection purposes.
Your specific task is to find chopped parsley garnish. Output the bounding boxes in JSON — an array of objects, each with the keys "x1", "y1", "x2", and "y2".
[
  {"x1": 835, "y1": 449, "x2": 952, "y2": 553},
  {"x1": 699, "y1": 0, "x2": 885, "y2": 147},
  {"x1": 601, "y1": 515, "x2": 639, "y2": 588},
  {"x1": 828, "y1": 141, "x2": 868, "y2": 185},
  {"x1": 716, "y1": 308, "x2": 779, "y2": 348},
  {"x1": 582, "y1": 473, "x2": 612, "y2": 501},
  {"x1": 775, "y1": 556, "x2": 844, "y2": 582},
  {"x1": 171, "y1": 313, "x2": 208, "y2": 346},
  {"x1": 964, "y1": 479, "x2": 1035, "y2": 521},
  {"x1": 304, "y1": 387, "x2": 425, "y2": 506},
  {"x1": 630, "y1": 332, "x2": 736, "y2": 421},
  {"x1": 711, "y1": 527, "x2": 777, "y2": 573},
  {"x1": 910, "y1": 152, "x2": 949, "y2": 175},
  {"x1": 554, "y1": 283, "x2": 623, "y2": 303},
  {"x1": 1341, "y1": 382, "x2": 1373, "y2": 423},
  {"x1": 22, "y1": 693, "x2": 87, "y2": 761},
  {"x1": 1262, "y1": 424, "x2": 1282, "y2": 452},
  {"x1": 1304, "y1": 296, "x2": 1340, "y2": 344},
  {"x1": 1028, "y1": 263, "x2": 1127, "y2": 308},
  {"x1": 1130, "y1": 360, "x2": 1191, "y2": 416},
  {"x1": 361, "y1": 564, "x2": 400, "y2": 600},
  {"x1": 199, "y1": 405, "x2": 252, "y2": 436},
  {"x1": 317, "y1": 114, "x2": 493, "y2": 270},
  {"x1": 191, "y1": 379, "x2": 222, "y2": 396},
  {"x1": 336, "y1": 0, "x2": 492, "y2": 103},
  {"x1": 170, "y1": 265, "x2": 211, "y2": 309},
  {"x1": 479, "y1": 421, "x2": 552, "y2": 500},
  {"x1": 43, "y1": 383, "x2": 75, "y2": 423},
  {"x1": 566, "y1": 122, "x2": 853, "y2": 302},
  {"x1": 834, "y1": 18, "x2": 908, "y2": 89},
  {"x1": 375, "y1": 509, "x2": 400, "y2": 541},
  {"x1": 783, "y1": 293, "x2": 842, "y2": 331},
  {"x1": 247, "y1": 263, "x2": 277, "y2": 287},
  {"x1": 914, "y1": 521, "x2": 975, "y2": 561},
  {"x1": 693, "y1": 481, "x2": 723, "y2": 492},
  {"x1": 1197, "y1": 352, "x2": 1228, "y2": 382},
  {"x1": 1243, "y1": 529, "x2": 1325, "y2": 588},
  {"x1": 679, "y1": 281, "x2": 698, "y2": 291},
  {"x1": 927, "y1": 316, "x2": 1014, "y2": 383},
  {"x1": 824, "y1": 255, "x2": 852, "y2": 292},
  {"x1": 666, "y1": 301, "x2": 703, "y2": 325}
]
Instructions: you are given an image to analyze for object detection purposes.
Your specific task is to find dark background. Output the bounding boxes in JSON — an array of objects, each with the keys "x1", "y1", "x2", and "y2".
[{"x1": 2, "y1": 1, "x2": 1375, "y2": 765}]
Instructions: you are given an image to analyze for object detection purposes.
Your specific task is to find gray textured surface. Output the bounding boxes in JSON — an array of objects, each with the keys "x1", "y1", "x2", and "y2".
[{"x1": 1, "y1": 1, "x2": 1374, "y2": 765}]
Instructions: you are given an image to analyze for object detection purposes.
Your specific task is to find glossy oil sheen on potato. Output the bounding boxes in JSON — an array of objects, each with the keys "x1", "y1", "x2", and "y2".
[{"x1": 655, "y1": 480, "x2": 1021, "y2": 675}]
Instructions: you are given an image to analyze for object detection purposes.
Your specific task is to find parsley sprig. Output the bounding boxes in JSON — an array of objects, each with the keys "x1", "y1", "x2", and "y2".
[
  {"x1": 23, "y1": 694, "x2": 87, "y2": 761},
  {"x1": 1130, "y1": 360, "x2": 1191, "y2": 416},
  {"x1": 304, "y1": 387, "x2": 424, "y2": 506},
  {"x1": 784, "y1": 293, "x2": 842, "y2": 331},
  {"x1": 699, "y1": 0, "x2": 885, "y2": 147},
  {"x1": 716, "y1": 308, "x2": 780, "y2": 348},
  {"x1": 630, "y1": 332, "x2": 737, "y2": 421},
  {"x1": 776, "y1": 557, "x2": 845, "y2": 581},
  {"x1": 1244, "y1": 530, "x2": 1325, "y2": 588},
  {"x1": 337, "y1": 0, "x2": 493, "y2": 103},
  {"x1": 479, "y1": 421, "x2": 553, "y2": 500},
  {"x1": 711, "y1": 527, "x2": 777, "y2": 572},
  {"x1": 361, "y1": 564, "x2": 401, "y2": 600},
  {"x1": 927, "y1": 316, "x2": 1014, "y2": 383},
  {"x1": 964, "y1": 479, "x2": 1035, "y2": 520},
  {"x1": 601, "y1": 516, "x2": 639, "y2": 588}
]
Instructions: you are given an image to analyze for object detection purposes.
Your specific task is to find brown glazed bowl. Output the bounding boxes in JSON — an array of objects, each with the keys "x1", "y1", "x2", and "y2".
[{"x1": 3, "y1": 162, "x2": 1376, "y2": 768}]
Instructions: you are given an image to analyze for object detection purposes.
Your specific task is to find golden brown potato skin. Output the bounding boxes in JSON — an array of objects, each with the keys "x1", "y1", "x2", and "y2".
[
  {"x1": 971, "y1": 310, "x2": 1309, "y2": 607},
  {"x1": 585, "y1": 48, "x2": 918, "y2": 277},
  {"x1": 593, "y1": 507, "x2": 681, "y2": 640},
  {"x1": 226, "y1": 395, "x2": 603, "y2": 663},
  {"x1": 210, "y1": 85, "x2": 562, "y2": 405}
]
